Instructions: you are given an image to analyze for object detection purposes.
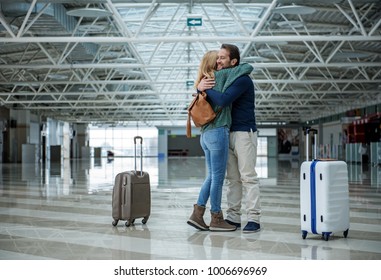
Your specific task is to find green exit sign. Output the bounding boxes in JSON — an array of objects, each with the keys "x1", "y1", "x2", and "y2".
[{"x1": 187, "y1": 17, "x2": 202, "y2": 27}]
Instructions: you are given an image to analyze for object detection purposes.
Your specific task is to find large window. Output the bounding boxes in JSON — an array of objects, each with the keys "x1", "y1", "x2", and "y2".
[
  {"x1": 257, "y1": 137, "x2": 267, "y2": 156},
  {"x1": 89, "y1": 125, "x2": 158, "y2": 157}
]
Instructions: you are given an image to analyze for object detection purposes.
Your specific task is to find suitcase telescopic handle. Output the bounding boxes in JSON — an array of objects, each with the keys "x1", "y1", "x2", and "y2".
[
  {"x1": 134, "y1": 136, "x2": 143, "y2": 144},
  {"x1": 134, "y1": 136, "x2": 143, "y2": 176},
  {"x1": 304, "y1": 128, "x2": 317, "y2": 135},
  {"x1": 305, "y1": 128, "x2": 318, "y2": 161}
]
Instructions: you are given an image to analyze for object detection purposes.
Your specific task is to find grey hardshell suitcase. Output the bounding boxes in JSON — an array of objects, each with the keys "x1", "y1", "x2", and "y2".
[
  {"x1": 300, "y1": 128, "x2": 350, "y2": 241},
  {"x1": 112, "y1": 136, "x2": 151, "y2": 227}
]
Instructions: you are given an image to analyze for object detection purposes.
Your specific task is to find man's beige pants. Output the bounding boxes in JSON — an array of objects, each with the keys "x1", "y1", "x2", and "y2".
[{"x1": 225, "y1": 130, "x2": 261, "y2": 224}]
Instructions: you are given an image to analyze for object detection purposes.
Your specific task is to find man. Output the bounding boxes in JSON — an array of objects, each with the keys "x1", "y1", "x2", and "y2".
[{"x1": 197, "y1": 44, "x2": 261, "y2": 233}]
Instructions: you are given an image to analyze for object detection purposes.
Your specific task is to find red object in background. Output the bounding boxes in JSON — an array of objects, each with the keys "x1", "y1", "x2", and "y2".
[{"x1": 347, "y1": 112, "x2": 381, "y2": 143}]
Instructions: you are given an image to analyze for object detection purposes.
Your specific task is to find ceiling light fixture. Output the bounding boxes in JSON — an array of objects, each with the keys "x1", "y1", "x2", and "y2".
[
  {"x1": 258, "y1": 48, "x2": 281, "y2": 56},
  {"x1": 66, "y1": 8, "x2": 112, "y2": 18},
  {"x1": 277, "y1": 21, "x2": 305, "y2": 28},
  {"x1": 47, "y1": 74, "x2": 68, "y2": 80},
  {"x1": 258, "y1": 41, "x2": 288, "y2": 46},
  {"x1": 78, "y1": 87, "x2": 94, "y2": 92},
  {"x1": 272, "y1": 5, "x2": 316, "y2": 15},
  {"x1": 117, "y1": 69, "x2": 142, "y2": 75},
  {"x1": 117, "y1": 57, "x2": 137, "y2": 62},
  {"x1": 77, "y1": 25, "x2": 106, "y2": 32},
  {"x1": 278, "y1": 0, "x2": 341, "y2": 4},
  {"x1": 242, "y1": 56, "x2": 270, "y2": 62}
]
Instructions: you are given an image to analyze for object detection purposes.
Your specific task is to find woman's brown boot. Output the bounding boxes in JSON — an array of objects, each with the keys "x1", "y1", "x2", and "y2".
[
  {"x1": 210, "y1": 211, "x2": 237, "y2": 231},
  {"x1": 187, "y1": 204, "x2": 209, "y2": 231}
]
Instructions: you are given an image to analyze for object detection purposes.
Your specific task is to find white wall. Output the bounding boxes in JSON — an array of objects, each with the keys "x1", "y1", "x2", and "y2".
[
  {"x1": 308, "y1": 121, "x2": 343, "y2": 159},
  {"x1": 321, "y1": 120, "x2": 342, "y2": 147}
]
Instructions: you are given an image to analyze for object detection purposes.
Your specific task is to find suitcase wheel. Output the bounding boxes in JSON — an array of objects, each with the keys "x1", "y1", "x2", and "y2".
[
  {"x1": 125, "y1": 219, "x2": 135, "y2": 227},
  {"x1": 142, "y1": 216, "x2": 149, "y2": 224},
  {"x1": 112, "y1": 219, "x2": 119, "y2": 227},
  {"x1": 343, "y1": 229, "x2": 349, "y2": 238},
  {"x1": 323, "y1": 232, "x2": 330, "y2": 241},
  {"x1": 302, "y1": 231, "x2": 307, "y2": 239}
]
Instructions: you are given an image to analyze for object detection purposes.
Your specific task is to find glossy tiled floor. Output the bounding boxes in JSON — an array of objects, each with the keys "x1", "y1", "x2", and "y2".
[{"x1": 0, "y1": 156, "x2": 380, "y2": 260}]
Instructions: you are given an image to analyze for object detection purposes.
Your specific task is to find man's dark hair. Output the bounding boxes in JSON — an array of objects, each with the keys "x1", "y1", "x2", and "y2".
[{"x1": 221, "y1": 44, "x2": 240, "y2": 66}]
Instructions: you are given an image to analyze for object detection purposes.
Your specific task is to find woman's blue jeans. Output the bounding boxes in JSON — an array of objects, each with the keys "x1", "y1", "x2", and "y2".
[{"x1": 197, "y1": 126, "x2": 229, "y2": 213}]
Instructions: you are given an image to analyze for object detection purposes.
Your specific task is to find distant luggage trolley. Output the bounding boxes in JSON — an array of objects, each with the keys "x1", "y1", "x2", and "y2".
[
  {"x1": 111, "y1": 136, "x2": 151, "y2": 227},
  {"x1": 300, "y1": 128, "x2": 350, "y2": 241}
]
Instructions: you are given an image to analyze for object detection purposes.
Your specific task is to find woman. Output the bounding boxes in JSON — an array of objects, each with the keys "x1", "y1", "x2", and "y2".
[{"x1": 187, "y1": 50, "x2": 253, "y2": 231}]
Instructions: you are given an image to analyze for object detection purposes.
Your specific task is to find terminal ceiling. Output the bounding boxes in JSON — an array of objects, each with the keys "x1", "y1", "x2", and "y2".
[{"x1": 0, "y1": 0, "x2": 380, "y2": 127}]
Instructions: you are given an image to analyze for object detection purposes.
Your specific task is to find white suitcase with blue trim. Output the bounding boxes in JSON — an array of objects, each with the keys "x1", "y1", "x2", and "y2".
[{"x1": 300, "y1": 128, "x2": 350, "y2": 241}]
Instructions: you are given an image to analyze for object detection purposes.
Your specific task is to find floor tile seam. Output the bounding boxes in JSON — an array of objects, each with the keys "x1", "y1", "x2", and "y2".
[
  {"x1": 0, "y1": 193, "x2": 112, "y2": 202},
  {"x1": 0, "y1": 220, "x2": 161, "y2": 239},
  {"x1": 349, "y1": 204, "x2": 381, "y2": 211},
  {"x1": 0, "y1": 217, "x2": 118, "y2": 232},
  {"x1": 263, "y1": 206, "x2": 381, "y2": 219},
  {"x1": 0, "y1": 211, "x2": 299, "y2": 235},
  {"x1": 2, "y1": 188, "x2": 320, "y2": 199},
  {"x1": 264, "y1": 189, "x2": 381, "y2": 195},
  {"x1": 0, "y1": 218, "x2": 264, "y2": 244},
  {"x1": 260, "y1": 202, "x2": 301, "y2": 208},
  {"x1": 1, "y1": 205, "x2": 379, "y2": 228},
  {"x1": 349, "y1": 211, "x2": 381, "y2": 219},
  {"x1": 260, "y1": 187, "x2": 300, "y2": 191},
  {"x1": 349, "y1": 215, "x2": 381, "y2": 226},
  {"x1": 3, "y1": 210, "x2": 299, "y2": 231},
  {"x1": 0, "y1": 198, "x2": 113, "y2": 210},
  {"x1": 0, "y1": 249, "x2": 55, "y2": 260},
  {"x1": 0, "y1": 210, "x2": 302, "y2": 230},
  {"x1": 259, "y1": 198, "x2": 302, "y2": 203},
  {"x1": 0, "y1": 222, "x2": 300, "y2": 260},
  {"x1": 0, "y1": 235, "x2": 159, "y2": 260},
  {"x1": 271, "y1": 214, "x2": 381, "y2": 232},
  {"x1": 0, "y1": 198, "x2": 113, "y2": 206},
  {"x1": 1, "y1": 209, "x2": 379, "y2": 240},
  {"x1": 261, "y1": 198, "x2": 381, "y2": 213},
  {"x1": 5, "y1": 239, "x2": 298, "y2": 260},
  {"x1": 342, "y1": 222, "x2": 381, "y2": 233},
  {"x1": 0, "y1": 192, "x2": 117, "y2": 202},
  {"x1": 0, "y1": 194, "x2": 379, "y2": 215},
  {"x1": 0, "y1": 248, "x2": 162, "y2": 262},
  {"x1": 262, "y1": 190, "x2": 381, "y2": 200},
  {"x1": 0, "y1": 190, "x2": 111, "y2": 199},
  {"x1": 0, "y1": 198, "x2": 213, "y2": 210},
  {"x1": 349, "y1": 190, "x2": 381, "y2": 196},
  {"x1": 0, "y1": 192, "x2": 185, "y2": 203},
  {"x1": 256, "y1": 221, "x2": 381, "y2": 242},
  {"x1": 0, "y1": 207, "x2": 111, "y2": 223},
  {"x1": 260, "y1": 216, "x2": 381, "y2": 234},
  {"x1": 0, "y1": 204, "x2": 111, "y2": 216},
  {"x1": 349, "y1": 189, "x2": 381, "y2": 196},
  {"x1": 349, "y1": 205, "x2": 381, "y2": 213},
  {"x1": 261, "y1": 185, "x2": 300, "y2": 190},
  {"x1": 2, "y1": 211, "x2": 380, "y2": 243},
  {"x1": 2, "y1": 221, "x2": 380, "y2": 257},
  {"x1": 349, "y1": 195, "x2": 381, "y2": 204},
  {"x1": 349, "y1": 201, "x2": 381, "y2": 208},
  {"x1": 243, "y1": 230, "x2": 381, "y2": 254}
]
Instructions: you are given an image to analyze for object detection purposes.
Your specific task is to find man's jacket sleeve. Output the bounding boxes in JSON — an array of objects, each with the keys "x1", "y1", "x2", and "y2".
[{"x1": 206, "y1": 76, "x2": 251, "y2": 106}]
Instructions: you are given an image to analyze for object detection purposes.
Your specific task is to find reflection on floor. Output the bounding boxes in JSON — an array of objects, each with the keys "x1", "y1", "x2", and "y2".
[{"x1": 0, "y1": 156, "x2": 380, "y2": 260}]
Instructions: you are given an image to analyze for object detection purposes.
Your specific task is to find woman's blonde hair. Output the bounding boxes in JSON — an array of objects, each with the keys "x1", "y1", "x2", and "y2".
[{"x1": 195, "y1": 50, "x2": 218, "y2": 88}]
